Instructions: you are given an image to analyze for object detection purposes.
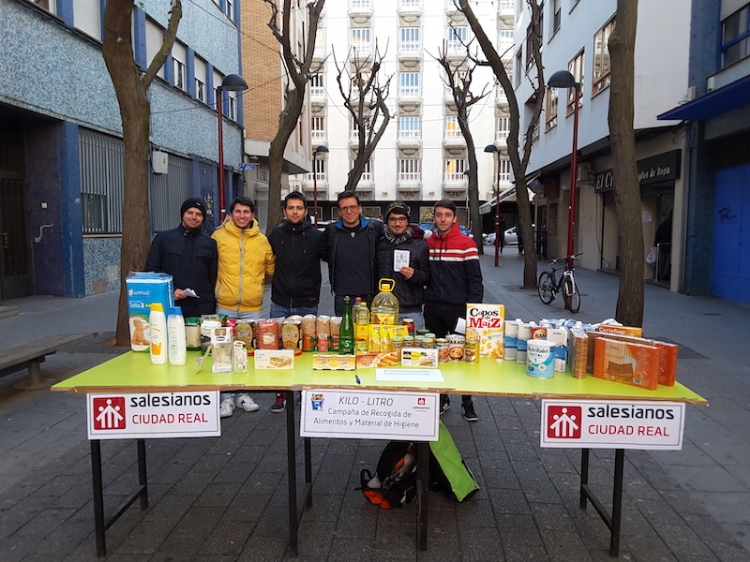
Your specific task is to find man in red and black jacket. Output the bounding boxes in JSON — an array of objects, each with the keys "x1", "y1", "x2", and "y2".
[{"x1": 424, "y1": 200, "x2": 484, "y2": 422}]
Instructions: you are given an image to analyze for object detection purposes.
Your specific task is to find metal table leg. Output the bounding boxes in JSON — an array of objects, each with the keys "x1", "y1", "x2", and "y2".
[
  {"x1": 416, "y1": 441, "x2": 429, "y2": 551},
  {"x1": 579, "y1": 448, "x2": 625, "y2": 558}
]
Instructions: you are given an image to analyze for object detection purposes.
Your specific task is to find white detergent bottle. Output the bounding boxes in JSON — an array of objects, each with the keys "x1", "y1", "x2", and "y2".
[
  {"x1": 149, "y1": 303, "x2": 168, "y2": 364},
  {"x1": 167, "y1": 306, "x2": 187, "y2": 366}
]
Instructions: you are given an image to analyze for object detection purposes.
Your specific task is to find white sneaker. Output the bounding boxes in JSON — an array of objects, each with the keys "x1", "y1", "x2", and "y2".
[
  {"x1": 235, "y1": 393, "x2": 259, "y2": 412},
  {"x1": 220, "y1": 398, "x2": 235, "y2": 418}
]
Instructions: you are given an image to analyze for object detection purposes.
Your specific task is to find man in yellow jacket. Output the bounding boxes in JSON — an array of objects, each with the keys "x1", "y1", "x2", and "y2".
[{"x1": 212, "y1": 196, "x2": 275, "y2": 417}]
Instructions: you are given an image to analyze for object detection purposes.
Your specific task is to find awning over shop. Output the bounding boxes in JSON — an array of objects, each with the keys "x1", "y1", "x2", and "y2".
[
  {"x1": 657, "y1": 74, "x2": 750, "y2": 122},
  {"x1": 479, "y1": 186, "x2": 535, "y2": 214}
]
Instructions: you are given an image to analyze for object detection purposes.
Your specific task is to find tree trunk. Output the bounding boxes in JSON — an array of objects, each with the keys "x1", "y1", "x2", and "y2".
[
  {"x1": 103, "y1": 0, "x2": 181, "y2": 345},
  {"x1": 608, "y1": 0, "x2": 644, "y2": 326}
]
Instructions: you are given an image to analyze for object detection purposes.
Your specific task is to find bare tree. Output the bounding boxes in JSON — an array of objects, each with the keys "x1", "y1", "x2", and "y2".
[
  {"x1": 436, "y1": 53, "x2": 490, "y2": 251},
  {"x1": 458, "y1": 0, "x2": 545, "y2": 288},
  {"x1": 608, "y1": 1, "x2": 644, "y2": 326},
  {"x1": 264, "y1": 0, "x2": 326, "y2": 231},
  {"x1": 102, "y1": 0, "x2": 182, "y2": 346},
  {"x1": 334, "y1": 43, "x2": 392, "y2": 192}
]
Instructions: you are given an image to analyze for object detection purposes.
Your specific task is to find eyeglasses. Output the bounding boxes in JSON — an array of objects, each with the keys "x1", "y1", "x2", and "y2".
[
  {"x1": 338, "y1": 205, "x2": 360, "y2": 213},
  {"x1": 388, "y1": 217, "x2": 408, "y2": 223}
]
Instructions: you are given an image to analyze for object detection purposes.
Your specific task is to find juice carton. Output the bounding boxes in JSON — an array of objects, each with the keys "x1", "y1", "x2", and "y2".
[
  {"x1": 593, "y1": 337, "x2": 658, "y2": 390},
  {"x1": 466, "y1": 303, "x2": 505, "y2": 359},
  {"x1": 125, "y1": 272, "x2": 174, "y2": 352}
]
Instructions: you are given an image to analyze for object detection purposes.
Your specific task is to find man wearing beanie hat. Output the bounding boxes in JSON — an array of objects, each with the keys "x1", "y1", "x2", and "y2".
[
  {"x1": 376, "y1": 202, "x2": 430, "y2": 328},
  {"x1": 145, "y1": 197, "x2": 217, "y2": 318},
  {"x1": 424, "y1": 199, "x2": 483, "y2": 422}
]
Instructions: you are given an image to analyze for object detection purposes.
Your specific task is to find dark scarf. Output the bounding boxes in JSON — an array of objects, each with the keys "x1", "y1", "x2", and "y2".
[{"x1": 384, "y1": 226, "x2": 412, "y2": 246}]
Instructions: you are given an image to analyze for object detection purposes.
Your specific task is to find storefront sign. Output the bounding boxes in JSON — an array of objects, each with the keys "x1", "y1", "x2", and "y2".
[
  {"x1": 594, "y1": 150, "x2": 682, "y2": 193},
  {"x1": 300, "y1": 389, "x2": 440, "y2": 441},
  {"x1": 540, "y1": 400, "x2": 685, "y2": 450},
  {"x1": 87, "y1": 392, "x2": 221, "y2": 439}
]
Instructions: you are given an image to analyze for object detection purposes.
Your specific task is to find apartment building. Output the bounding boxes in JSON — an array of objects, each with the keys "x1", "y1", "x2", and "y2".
[
  {"x1": 290, "y1": 0, "x2": 515, "y2": 226},
  {"x1": 658, "y1": 0, "x2": 750, "y2": 305},
  {"x1": 514, "y1": 0, "x2": 690, "y2": 288},
  {"x1": 0, "y1": 0, "x2": 245, "y2": 299}
]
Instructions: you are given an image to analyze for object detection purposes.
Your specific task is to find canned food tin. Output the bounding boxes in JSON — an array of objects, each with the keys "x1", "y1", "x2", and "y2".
[
  {"x1": 465, "y1": 338, "x2": 479, "y2": 362},
  {"x1": 436, "y1": 338, "x2": 450, "y2": 362},
  {"x1": 447, "y1": 334, "x2": 465, "y2": 361}
]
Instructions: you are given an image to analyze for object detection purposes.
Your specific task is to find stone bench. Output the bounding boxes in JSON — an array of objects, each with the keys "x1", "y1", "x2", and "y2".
[{"x1": 0, "y1": 333, "x2": 93, "y2": 390}]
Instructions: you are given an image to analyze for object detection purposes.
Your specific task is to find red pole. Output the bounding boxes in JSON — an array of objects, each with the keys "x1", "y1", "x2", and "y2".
[
  {"x1": 494, "y1": 152, "x2": 501, "y2": 267},
  {"x1": 313, "y1": 154, "x2": 318, "y2": 228},
  {"x1": 217, "y1": 88, "x2": 226, "y2": 222},
  {"x1": 567, "y1": 85, "x2": 580, "y2": 269}
]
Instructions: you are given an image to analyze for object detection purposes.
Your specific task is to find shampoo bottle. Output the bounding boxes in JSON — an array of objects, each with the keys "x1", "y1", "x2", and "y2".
[
  {"x1": 149, "y1": 303, "x2": 168, "y2": 364},
  {"x1": 167, "y1": 306, "x2": 187, "y2": 366}
]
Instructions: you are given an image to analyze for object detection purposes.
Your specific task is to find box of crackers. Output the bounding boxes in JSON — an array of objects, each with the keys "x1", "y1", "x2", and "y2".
[{"x1": 465, "y1": 303, "x2": 505, "y2": 359}]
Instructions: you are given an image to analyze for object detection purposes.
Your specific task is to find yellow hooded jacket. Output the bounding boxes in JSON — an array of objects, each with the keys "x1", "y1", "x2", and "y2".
[{"x1": 212, "y1": 219, "x2": 275, "y2": 313}]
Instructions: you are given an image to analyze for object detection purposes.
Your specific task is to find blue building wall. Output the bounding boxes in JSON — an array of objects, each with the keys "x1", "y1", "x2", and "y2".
[{"x1": 0, "y1": 0, "x2": 244, "y2": 297}]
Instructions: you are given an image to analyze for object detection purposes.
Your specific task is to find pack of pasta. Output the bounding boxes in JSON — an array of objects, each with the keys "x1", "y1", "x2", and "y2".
[{"x1": 465, "y1": 303, "x2": 505, "y2": 359}]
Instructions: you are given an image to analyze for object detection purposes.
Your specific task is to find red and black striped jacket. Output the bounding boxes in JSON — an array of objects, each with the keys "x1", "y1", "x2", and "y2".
[{"x1": 424, "y1": 222, "x2": 483, "y2": 306}]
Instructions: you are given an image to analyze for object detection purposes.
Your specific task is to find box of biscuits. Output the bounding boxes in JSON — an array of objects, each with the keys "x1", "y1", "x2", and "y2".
[
  {"x1": 254, "y1": 349, "x2": 295, "y2": 370},
  {"x1": 593, "y1": 337, "x2": 658, "y2": 390},
  {"x1": 465, "y1": 303, "x2": 505, "y2": 359}
]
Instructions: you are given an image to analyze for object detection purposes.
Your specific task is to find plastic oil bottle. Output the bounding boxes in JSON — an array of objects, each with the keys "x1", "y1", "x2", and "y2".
[
  {"x1": 371, "y1": 279, "x2": 400, "y2": 325},
  {"x1": 149, "y1": 303, "x2": 168, "y2": 364},
  {"x1": 354, "y1": 300, "x2": 370, "y2": 354},
  {"x1": 167, "y1": 306, "x2": 187, "y2": 366}
]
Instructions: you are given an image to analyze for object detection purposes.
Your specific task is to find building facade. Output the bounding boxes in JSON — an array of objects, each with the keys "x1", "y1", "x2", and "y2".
[
  {"x1": 514, "y1": 0, "x2": 691, "y2": 289},
  {"x1": 0, "y1": 0, "x2": 245, "y2": 300},
  {"x1": 658, "y1": 0, "x2": 750, "y2": 305},
  {"x1": 288, "y1": 0, "x2": 515, "y2": 227}
]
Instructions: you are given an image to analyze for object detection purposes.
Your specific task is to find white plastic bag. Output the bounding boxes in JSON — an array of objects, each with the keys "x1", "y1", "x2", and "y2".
[{"x1": 646, "y1": 247, "x2": 657, "y2": 266}]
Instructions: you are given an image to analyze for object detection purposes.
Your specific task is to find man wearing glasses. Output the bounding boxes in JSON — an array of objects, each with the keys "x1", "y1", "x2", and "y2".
[
  {"x1": 323, "y1": 191, "x2": 384, "y2": 316},
  {"x1": 376, "y1": 201, "x2": 430, "y2": 329}
]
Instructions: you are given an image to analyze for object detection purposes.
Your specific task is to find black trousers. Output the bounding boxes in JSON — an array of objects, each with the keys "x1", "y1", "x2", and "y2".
[{"x1": 424, "y1": 303, "x2": 472, "y2": 403}]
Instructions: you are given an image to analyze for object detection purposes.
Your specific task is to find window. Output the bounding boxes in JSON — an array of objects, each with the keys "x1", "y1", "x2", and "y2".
[
  {"x1": 722, "y1": 5, "x2": 750, "y2": 68},
  {"x1": 499, "y1": 158, "x2": 511, "y2": 182},
  {"x1": 515, "y1": 50, "x2": 522, "y2": 86},
  {"x1": 545, "y1": 88, "x2": 558, "y2": 131},
  {"x1": 79, "y1": 129, "x2": 124, "y2": 234},
  {"x1": 27, "y1": 0, "x2": 55, "y2": 14},
  {"x1": 224, "y1": 0, "x2": 233, "y2": 19},
  {"x1": 172, "y1": 42, "x2": 187, "y2": 91},
  {"x1": 399, "y1": 0, "x2": 420, "y2": 8},
  {"x1": 307, "y1": 158, "x2": 326, "y2": 182},
  {"x1": 74, "y1": 0, "x2": 101, "y2": 40},
  {"x1": 311, "y1": 74, "x2": 324, "y2": 98},
  {"x1": 398, "y1": 159, "x2": 421, "y2": 181},
  {"x1": 499, "y1": 29, "x2": 514, "y2": 54},
  {"x1": 399, "y1": 116, "x2": 420, "y2": 139},
  {"x1": 195, "y1": 57, "x2": 207, "y2": 103},
  {"x1": 146, "y1": 19, "x2": 166, "y2": 79},
  {"x1": 350, "y1": 0, "x2": 371, "y2": 8},
  {"x1": 593, "y1": 16, "x2": 615, "y2": 95},
  {"x1": 351, "y1": 28, "x2": 372, "y2": 54},
  {"x1": 496, "y1": 116, "x2": 510, "y2": 139},
  {"x1": 525, "y1": 13, "x2": 543, "y2": 69},
  {"x1": 399, "y1": 27, "x2": 421, "y2": 54},
  {"x1": 351, "y1": 159, "x2": 372, "y2": 181},
  {"x1": 567, "y1": 50, "x2": 584, "y2": 114},
  {"x1": 445, "y1": 116, "x2": 462, "y2": 138},
  {"x1": 551, "y1": 0, "x2": 561, "y2": 35},
  {"x1": 444, "y1": 159, "x2": 466, "y2": 181},
  {"x1": 447, "y1": 26, "x2": 468, "y2": 51},
  {"x1": 311, "y1": 117, "x2": 326, "y2": 141},
  {"x1": 399, "y1": 72, "x2": 420, "y2": 97},
  {"x1": 227, "y1": 91, "x2": 238, "y2": 120},
  {"x1": 351, "y1": 119, "x2": 371, "y2": 141}
]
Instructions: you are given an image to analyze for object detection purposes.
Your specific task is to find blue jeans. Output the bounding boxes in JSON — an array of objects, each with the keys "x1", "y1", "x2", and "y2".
[
  {"x1": 269, "y1": 303, "x2": 319, "y2": 318},
  {"x1": 399, "y1": 311, "x2": 424, "y2": 331},
  {"x1": 215, "y1": 307, "x2": 262, "y2": 321}
]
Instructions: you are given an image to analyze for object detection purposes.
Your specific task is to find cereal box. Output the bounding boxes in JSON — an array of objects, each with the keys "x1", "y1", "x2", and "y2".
[
  {"x1": 125, "y1": 272, "x2": 174, "y2": 352},
  {"x1": 465, "y1": 303, "x2": 505, "y2": 359},
  {"x1": 593, "y1": 337, "x2": 658, "y2": 390}
]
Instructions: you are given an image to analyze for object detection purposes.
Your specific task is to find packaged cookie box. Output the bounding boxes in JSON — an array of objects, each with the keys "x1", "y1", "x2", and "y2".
[
  {"x1": 465, "y1": 303, "x2": 505, "y2": 359},
  {"x1": 400, "y1": 348, "x2": 438, "y2": 368},
  {"x1": 593, "y1": 337, "x2": 658, "y2": 390}
]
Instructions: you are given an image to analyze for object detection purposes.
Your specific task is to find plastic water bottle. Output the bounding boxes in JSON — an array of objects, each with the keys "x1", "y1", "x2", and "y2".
[
  {"x1": 149, "y1": 303, "x2": 168, "y2": 364},
  {"x1": 167, "y1": 306, "x2": 187, "y2": 366}
]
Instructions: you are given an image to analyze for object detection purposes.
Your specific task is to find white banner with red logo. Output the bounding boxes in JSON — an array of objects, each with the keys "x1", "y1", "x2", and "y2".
[
  {"x1": 87, "y1": 392, "x2": 221, "y2": 439},
  {"x1": 300, "y1": 389, "x2": 440, "y2": 441},
  {"x1": 540, "y1": 400, "x2": 685, "y2": 450}
]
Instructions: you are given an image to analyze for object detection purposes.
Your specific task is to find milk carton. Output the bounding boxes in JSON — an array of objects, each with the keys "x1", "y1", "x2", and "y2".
[
  {"x1": 466, "y1": 303, "x2": 505, "y2": 359},
  {"x1": 125, "y1": 272, "x2": 174, "y2": 352}
]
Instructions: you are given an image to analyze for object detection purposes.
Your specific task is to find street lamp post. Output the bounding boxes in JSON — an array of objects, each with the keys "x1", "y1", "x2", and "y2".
[
  {"x1": 548, "y1": 70, "x2": 581, "y2": 269},
  {"x1": 484, "y1": 144, "x2": 501, "y2": 267},
  {"x1": 216, "y1": 74, "x2": 248, "y2": 221},
  {"x1": 312, "y1": 145, "x2": 329, "y2": 228}
]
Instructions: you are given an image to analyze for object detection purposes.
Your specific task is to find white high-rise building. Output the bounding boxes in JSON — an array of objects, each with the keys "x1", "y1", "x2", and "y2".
[{"x1": 291, "y1": 0, "x2": 515, "y2": 227}]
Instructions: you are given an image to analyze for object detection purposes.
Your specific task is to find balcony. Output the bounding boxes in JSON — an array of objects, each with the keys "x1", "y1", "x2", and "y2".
[
  {"x1": 310, "y1": 86, "x2": 326, "y2": 108},
  {"x1": 349, "y1": 0, "x2": 372, "y2": 15},
  {"x1": 443, "y1": 129, "x2": 465, "y2": 148},
  {"x1": 398, "y1": 41, "x2": 422, "y2": 61},
  {"x1": 398, "y1": 0, "x2": 421, "y2": 13},
  {"x1": 397, "y1": 130, "x2": 422, "y2": 149},
  {"x1": 499, "y1": 0, "x2": 514, "y2": 15},
  {"x1": 397, "y1": 186, "x2": 422, "y2": 200}
]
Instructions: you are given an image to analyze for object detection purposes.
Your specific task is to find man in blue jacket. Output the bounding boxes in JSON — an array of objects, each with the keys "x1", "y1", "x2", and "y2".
[
  {"x1": 145, "y1": 197, "x2": 217, "y2": 318},
  {"x1": 268, "y1": 192, "x2": 326, "y2": 413},
  {"x1": 323, "y1": 191, "x2": 385, "y2": 316}
]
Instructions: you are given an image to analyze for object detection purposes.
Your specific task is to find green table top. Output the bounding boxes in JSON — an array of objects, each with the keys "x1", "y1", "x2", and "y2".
[{"x1": 51, "y1": 351, "x2": 707, "y2": 405}]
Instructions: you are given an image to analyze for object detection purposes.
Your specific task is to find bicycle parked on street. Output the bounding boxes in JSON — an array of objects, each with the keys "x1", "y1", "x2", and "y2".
[{"x1": 537, "y1": 253, "x2": 583, "y2": 313}]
